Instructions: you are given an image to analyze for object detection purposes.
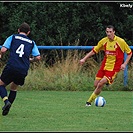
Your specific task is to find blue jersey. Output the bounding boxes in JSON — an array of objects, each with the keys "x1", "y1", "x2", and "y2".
[{"x1": 2, "y1": 34, "x2": 40, "y2": 75}]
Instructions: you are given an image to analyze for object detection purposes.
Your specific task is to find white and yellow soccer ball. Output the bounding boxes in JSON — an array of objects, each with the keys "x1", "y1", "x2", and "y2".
[{"x1": 94, "y1": 96, "x2": 106, "y2": 107}]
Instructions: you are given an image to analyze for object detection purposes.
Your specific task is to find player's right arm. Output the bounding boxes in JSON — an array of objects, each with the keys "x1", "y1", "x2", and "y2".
[
  {"x1": 79, "y1": 38, "x2": 105, "y2": 65},
  {"x1": 79, "y1": 50, "x2": 95, "y2": 65},
  {"x1": 0, "y1": 35, "x2": 13, "y2": 58}
]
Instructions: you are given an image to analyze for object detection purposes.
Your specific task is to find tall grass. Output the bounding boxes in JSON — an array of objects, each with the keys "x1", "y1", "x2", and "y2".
[
  {"x1": 24, "y1": 50, "x2": 98, "y2": 91},
  {"x1": 1, "y1": 47, "x2": 132, "y2": 91},
  {"x1": 21, "y1": 49, "x2": 133, "y2": 91}
]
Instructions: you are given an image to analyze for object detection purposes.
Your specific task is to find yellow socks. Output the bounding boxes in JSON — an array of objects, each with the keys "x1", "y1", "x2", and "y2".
[{"x1": 87, "y1": 92, "x2": 98, "y2": 103}]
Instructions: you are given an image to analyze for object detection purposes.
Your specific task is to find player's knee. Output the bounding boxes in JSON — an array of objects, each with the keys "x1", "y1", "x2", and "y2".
[
  {"x1": 97, "y1": 81, "x2": 105, "y2": 88},
  {"x1": 94, "y1": 84, "x2": 97, "y2": 88}
]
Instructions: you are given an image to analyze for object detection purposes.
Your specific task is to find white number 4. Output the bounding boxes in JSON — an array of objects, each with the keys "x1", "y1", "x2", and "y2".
[{"x1": 16, "y1": 44, "x2": 24, "y2": 57}]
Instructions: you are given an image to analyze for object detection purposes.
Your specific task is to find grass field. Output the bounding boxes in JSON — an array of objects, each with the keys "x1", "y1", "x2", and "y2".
[{"x1": 0, "y1": 90, "x2": 132, "y2": 132}]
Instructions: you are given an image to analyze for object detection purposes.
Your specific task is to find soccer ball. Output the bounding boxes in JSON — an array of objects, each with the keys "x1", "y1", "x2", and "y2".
[{"x1": 94, "y1": 96, "x2": 106, "y2": 107}]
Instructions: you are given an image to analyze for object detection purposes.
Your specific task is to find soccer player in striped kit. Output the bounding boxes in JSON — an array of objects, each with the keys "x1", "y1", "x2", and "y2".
[
  {"x1": 80, "y1": 25, "x2": 132, "y2": 107},
  {"x1": 0, "y1": 22, "x2": 41, "y2": 115}
]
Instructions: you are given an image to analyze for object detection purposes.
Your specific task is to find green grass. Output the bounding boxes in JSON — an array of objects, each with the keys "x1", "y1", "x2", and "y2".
[{"x1": 0, "y1": 90, "x2": 132, "y2": 132}]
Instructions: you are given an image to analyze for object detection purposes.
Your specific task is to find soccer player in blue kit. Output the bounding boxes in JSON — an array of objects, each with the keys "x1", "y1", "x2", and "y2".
[{"x1": 0, "y1": 22, "x2": 41, "y2": 116}]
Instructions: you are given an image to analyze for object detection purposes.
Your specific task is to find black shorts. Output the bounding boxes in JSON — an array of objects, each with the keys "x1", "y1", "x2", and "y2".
[{"x1": 0, "y1": 66, "x2": 27, "y2": 86}]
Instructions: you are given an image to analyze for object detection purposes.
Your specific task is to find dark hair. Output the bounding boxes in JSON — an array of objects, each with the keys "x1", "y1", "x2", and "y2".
[
  {"x1": 19, "y1": 22, "x2": 30, "y2": 34},
  {"x1": 106, "y1": 25, "x2": 115, "y2": 31}
]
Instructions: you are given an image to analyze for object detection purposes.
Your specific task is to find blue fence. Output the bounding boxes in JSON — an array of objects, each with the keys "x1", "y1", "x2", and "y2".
[{"x1": 0, "y1": 45, "x2": 133, "y2": 86}]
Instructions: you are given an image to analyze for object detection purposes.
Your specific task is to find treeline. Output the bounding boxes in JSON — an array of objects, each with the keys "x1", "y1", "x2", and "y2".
[{"x1": 0, "y1": 2, "x2": 133, "y2": 46}]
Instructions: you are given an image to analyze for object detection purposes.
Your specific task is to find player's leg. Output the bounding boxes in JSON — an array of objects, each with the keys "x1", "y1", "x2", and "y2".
[
  {"x1": 86, "y1": 77, "x2": 108, "y2": 106},
  {"x1": 8, "y1": 72, "x2": 26, "y2": 105},
  {"x1": 94, "y1": 77, "x2": 108, "y2": 95},
  {"x1": 86, "y1": 69, "x2": 104, "y2": 106},
  {"x1": 0, "y1": 79, "x2": 9, "y2": 105},
  {"x1": 86, "y1": 70, "x2": 118, "y2": 107},
  {"x1": 0, "y1": 79, "x2": 11, "y2": 116},
  {"x1": 86, "y1": 79, "x2": 100, "y2": 106},
  {"x1": 0, "y1": 66, "x2": 14, "y2": 115},
  {"x1": 8, "y1": 82, "x2": 18, "y2": 104}
]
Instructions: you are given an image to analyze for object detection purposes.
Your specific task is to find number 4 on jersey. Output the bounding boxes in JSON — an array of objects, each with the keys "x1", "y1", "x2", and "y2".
[{"x1": 16, "y1": 44, "x2": 24, "y2": 57}]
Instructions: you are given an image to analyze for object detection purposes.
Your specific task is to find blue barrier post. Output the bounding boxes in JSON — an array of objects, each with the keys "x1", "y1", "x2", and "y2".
[
  {"x1": 124, "y1": 53, "x2": 128, "y2": 86},
  {"x1": 124, "y1": 46, "x2": 133, "y2": 86}
]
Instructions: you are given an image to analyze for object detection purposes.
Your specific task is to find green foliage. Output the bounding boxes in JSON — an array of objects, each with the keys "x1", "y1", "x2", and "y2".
[
  {"x1": 0, "y1": 2, "x2": 132, "y2": 46},
  {"x1": 0, "y1": 2, "x2": 132, "y2": 64}
]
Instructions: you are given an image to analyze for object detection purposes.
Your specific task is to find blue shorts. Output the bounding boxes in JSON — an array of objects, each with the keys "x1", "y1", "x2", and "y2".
[{"x1": 0, "y1": 66, "x2": 27, "y2": 86}]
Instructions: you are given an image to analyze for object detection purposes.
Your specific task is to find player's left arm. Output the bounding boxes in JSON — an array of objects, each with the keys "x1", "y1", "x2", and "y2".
[
  {"x1": 121, "y1": 52, "x2": 132, "y2": 70},
  {"x1": 120, "y1": 40, "x2": 132, "y2": 70},
  {"x1": 29, "y1": 41, "x2": 41, "y2": 62}
]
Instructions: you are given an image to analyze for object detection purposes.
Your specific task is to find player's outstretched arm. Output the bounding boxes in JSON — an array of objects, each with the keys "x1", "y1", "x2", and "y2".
[
  {"x1": 29, "y1": 55, "x2": 41, "y2": 63},
  {"x1": 79, "y1": 50, "x2": 95, "y2": 65}
]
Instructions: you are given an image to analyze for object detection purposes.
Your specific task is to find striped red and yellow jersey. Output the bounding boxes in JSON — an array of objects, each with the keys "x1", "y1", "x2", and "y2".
[{"x1": 92, "y1": 35, "x2": 132, "y2": 71}]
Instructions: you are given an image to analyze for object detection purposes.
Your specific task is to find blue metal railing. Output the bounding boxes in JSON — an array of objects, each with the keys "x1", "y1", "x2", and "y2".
[
  {"x1": 0, "y1": 45, "x2": 133, "y2": 86},
  {"x1": 37, "y1": 46, "x2": 93, "y2": 50}
]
